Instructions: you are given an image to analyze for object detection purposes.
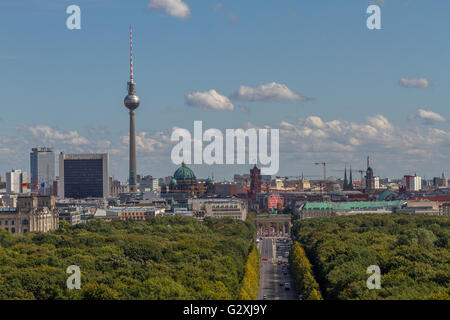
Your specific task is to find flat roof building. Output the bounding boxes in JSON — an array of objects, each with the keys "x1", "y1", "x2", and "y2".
[
  {"x1": 190, "y1": 198, "x2": 247, "y2": 221},
  {"x1": 58, "y1": 153, "x2": 109, "y2": 199}
]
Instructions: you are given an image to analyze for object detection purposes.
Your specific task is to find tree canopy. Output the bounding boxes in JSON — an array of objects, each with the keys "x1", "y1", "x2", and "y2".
[
  {"x1": 0, "y1": 216, "x2": 255, "y2": 300},
  {"x1": 292, "y1": 214, "x2": 450, "y2": 300}
]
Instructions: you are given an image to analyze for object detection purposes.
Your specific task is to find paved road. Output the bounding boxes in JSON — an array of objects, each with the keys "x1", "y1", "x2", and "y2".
[{"x1": 257, "y1": 237, "x2": 298, "y2": 300}]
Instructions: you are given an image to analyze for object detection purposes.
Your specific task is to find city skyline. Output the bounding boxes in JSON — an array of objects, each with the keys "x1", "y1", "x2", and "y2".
[{"x1": 0, "y1": 0, "x2": 449, "y2": 180}]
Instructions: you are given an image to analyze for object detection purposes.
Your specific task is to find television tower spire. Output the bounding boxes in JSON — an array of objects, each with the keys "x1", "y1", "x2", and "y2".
[
  {"x1": 130, "y1": 25, "x2": 134, "y2": 83},
  {"x1": 124, "y1": 26, "x2": 140, "y2": 193}
]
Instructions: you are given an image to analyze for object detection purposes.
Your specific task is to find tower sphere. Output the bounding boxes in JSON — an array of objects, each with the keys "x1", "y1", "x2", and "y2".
[{"x1": 124, "y1": 93, "x2": 140, "y2": 110}]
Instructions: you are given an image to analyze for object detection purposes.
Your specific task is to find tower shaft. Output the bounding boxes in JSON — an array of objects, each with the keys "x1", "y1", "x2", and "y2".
[{"x1": 129, "y1": 110, "x2": 137, "y2": 192}]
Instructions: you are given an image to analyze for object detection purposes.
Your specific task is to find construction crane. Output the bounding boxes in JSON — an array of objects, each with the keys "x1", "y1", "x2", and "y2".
[{"x1": 314, "y1": 162, "x2": 345, "y2": 184}]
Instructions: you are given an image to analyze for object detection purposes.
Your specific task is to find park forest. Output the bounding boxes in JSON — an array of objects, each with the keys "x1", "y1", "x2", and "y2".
[
  {"x1": 291, "y1": 214, "x2": 450, "y2": 300},
  {"x1": 0, "y1": 216, "x2": 256, "y2": 300}
]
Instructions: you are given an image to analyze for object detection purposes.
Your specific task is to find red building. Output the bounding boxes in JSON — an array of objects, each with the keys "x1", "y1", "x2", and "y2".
[
  {"x1": 249, "y1": 165, "x2": 261, "y2": 200},
  {"x1": 268, "y1": 193, "x2": 283, "y2": 210}
]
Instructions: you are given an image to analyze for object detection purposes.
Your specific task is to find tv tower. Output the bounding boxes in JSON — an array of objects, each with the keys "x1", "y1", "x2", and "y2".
[{"x1": 124, "y1": 26, "x2": 140, "y2": 193}]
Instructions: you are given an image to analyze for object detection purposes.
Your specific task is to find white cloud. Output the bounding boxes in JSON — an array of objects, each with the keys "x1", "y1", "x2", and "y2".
[
  {"x1": 399, "y1": 77, "x2": 430, "y2": 89},
  {"x1": 148, "y1": 0, "x2": 190, "y2": 19},
  {"x1": 231, "y1": 82, "x2": 307, "y2": 102},
  {"x1": 185, "y1": 89, "x2": 234, "y2": 111},
  {"x1": 304, "y1": 116, "x2": 325, "y2": 128},
  {"x1": 122, "y1": 131, "x2": 171, "y2": 153},
  {"x1": 274, "y1": 115, "x2": 450, "y2": 167},
  {"x1": 28, "y1": 125, "x2": 89, "y2": 145},
  {"x1": 367, "y1": 114, "x2": 394, "y2": 132},
  {"x1": 409, "y1": 109, "x2": 447, "y2": 124}
]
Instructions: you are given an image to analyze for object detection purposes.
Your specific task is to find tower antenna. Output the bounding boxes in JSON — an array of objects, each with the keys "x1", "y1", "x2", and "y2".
[{"x1": 130, "y1": 25, "x2": 134, "y2": 83}]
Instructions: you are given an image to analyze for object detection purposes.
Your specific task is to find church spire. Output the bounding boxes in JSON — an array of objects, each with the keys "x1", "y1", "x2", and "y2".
[
  {"x1": 343, "y1": 166, "x2": 348, "y2": 190},
  {"x1": 349, "y1": 166, "x2": 353, "y2": 190}
]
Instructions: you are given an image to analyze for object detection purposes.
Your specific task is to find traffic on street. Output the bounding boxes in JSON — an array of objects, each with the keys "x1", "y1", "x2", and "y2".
[{"x1": 257, "y1": 236, "x2": 298, "y2": 300}]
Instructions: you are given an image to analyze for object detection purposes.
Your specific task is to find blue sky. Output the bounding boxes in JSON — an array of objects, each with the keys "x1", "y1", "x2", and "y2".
[{"x1": 0, "y1": 0, "x2": 449, "y2": 181}]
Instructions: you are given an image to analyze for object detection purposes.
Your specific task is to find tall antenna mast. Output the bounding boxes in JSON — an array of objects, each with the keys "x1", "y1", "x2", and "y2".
[{"x1": 130, "y1": 25, "x2": 134, "y2": 83}]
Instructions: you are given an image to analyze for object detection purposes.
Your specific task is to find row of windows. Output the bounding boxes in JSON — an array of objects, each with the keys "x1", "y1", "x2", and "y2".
[
  {"x1": 212, "y1": 205, "x2": 239, "y2": 209},
  {"x1": 0, "y1": 226, "x2": 18, "y2": 233},
  {"x1": 211, "y1": 208, "x2": 241, "y2": 212},
  {"x1": 120, "y1": 216, "x2": 148, "y2": 221},
  {"x1": 0, "y1": 220, "x2": 15, "y2": 226}
]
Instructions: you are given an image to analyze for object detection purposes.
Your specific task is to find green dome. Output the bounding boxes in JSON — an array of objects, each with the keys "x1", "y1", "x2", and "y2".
[
  {"x1": 169, "y1": 178, "x2": 177, "y2": 186},
  {"x1": 173, "y1": 162, "x2": 196, "y2": 181}
]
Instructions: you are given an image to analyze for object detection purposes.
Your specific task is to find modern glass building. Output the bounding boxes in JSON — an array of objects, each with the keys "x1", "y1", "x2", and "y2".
[
  {"x1": 30, "y1": 147, "x2": 55, "y2": 195},
  {"x1": 58, "y1": 153, "x2": 109, "y2": 199}
]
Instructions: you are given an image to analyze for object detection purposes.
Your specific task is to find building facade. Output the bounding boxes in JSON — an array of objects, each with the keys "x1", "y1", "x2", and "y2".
[
  {"x1": 404, "y1": 174, "x2": 422, "y2": 192},
  {"x1": 249, "y1": 165, "x2": 262, "y2": 200},
  {"x1": 190, "y1": 198, "x2": 247, "y2": 221},
  {"x1": 6, "y1": 169, "x2": 28, "y2": 194},
  {"x1": 300, "y1": 201, "x2": 405, "y2": 219},
  {"x1": 58, "y1": 207, "x2": 82, "y2": 225},
  {"x1": 440, "y1": 203, "x2": 450, "y2": 216},
  {"x1": 138, "y1": 175, "x2": 159, "y2": 192},
  {"x1": 105, "y1": 206, "x2": 165, "y2": 221},
  {"x1": 58, "y1": 153, "x2": 109, "y2": 199},
  {"x1": 0, "y1": 195, "x2": 58, "y2": 234},
  {"x1": 30, "y1": 147, "x2": 55, "y2": 195},
  {"x1": 161, "y1": 163, "x2": 213, "y2": 203},
  {"x1": 365, "y1": 157, "x2": 375, "y2": 194}
]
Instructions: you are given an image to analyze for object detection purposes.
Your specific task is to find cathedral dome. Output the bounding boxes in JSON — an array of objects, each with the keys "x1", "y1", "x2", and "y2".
[{"x1": 173, "y1": 162, "x2": 196, "y2": 181}]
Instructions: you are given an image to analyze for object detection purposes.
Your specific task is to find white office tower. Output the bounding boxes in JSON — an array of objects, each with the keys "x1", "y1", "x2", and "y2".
[{"x1": 6, "y1": 169, "x2": 28, "y2": 194}]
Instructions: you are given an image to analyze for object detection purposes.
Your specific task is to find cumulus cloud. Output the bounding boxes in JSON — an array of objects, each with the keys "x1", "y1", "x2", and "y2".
[
  {"x1": 28, "y1": 125, "x2": 89, "y2": 145},
  {"x1": 148, "y1": 0, "x2": 190, "y2": 19},
  {"x1": 122, "y1": 131, "x2": 171, "y2": 153},
  {"x1": 409, "y1": 109, "x2": 447, "y2": 124},
  {"x1": 399, "y1": 77, "x2": 430, "y2": 89},
  {"x1": 185, "y1": 89, "x2": 234, "y2": 111},
  {"x1": 304, "y1": 116, "x2": 325, "y2": 128},
  {"x1": 272, "y1": 115, "x2": 450, "y2": 169},
  {"x1": 231, "y1": 82, "x2": 307, "y2": 102},
  {"x1": 367, "y1": 114, "x2": 394, "y2": 132}
]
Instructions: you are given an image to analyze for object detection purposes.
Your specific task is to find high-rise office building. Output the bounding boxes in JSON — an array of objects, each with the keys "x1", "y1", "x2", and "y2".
[
  {"x1": 30, "y1": 147, "x2": 55, "y2": 195},
  {"x1": 58, "y1": 153, "x2": 109, "y2": 199},
  {"x1": 404, "y1": 174, "x2": 422, "y2": 192},
  {"x1": 139, "y1": 175, "x2": 159, "y2": 192},
  {"x1": 6, "y1": 169, "x2": 28, "y2": 194}
]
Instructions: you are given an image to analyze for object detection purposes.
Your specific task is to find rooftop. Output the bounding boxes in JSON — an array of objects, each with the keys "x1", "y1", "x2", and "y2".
[{"x1": 302, "y1": 201, "x2": 405, "y2": 211}]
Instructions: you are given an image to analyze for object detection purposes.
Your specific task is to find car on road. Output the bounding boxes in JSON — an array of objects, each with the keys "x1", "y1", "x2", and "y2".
[
  {"x1": 279, "y1": 282, "x2": 284, "y2": 286},
  {"x1": 263, "y1": 295, "x2": 268, "y2": 300},
  {"x1": 262, "y1": 258, "x2": 268, "y2": 261},
  {"x1": 285, "y1": 283, "x2": 290, "y2": 290}
]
